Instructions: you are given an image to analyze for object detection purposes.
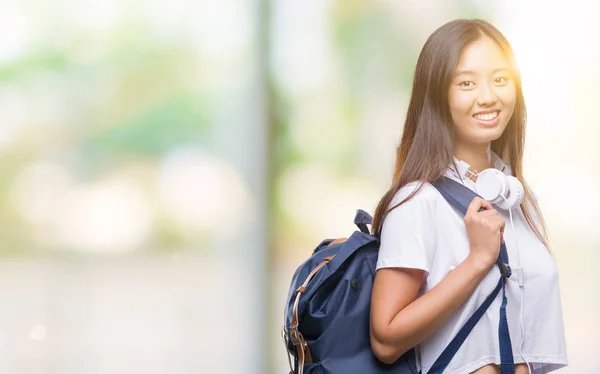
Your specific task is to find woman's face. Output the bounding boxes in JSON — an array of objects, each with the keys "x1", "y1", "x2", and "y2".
[{"x1": 448, "y1": 36, "x2": 517, "y2": 148}]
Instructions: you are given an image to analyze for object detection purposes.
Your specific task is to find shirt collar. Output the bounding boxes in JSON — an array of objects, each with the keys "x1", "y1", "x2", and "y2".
[{"x1": 445, "y1": 151, "x2": 512, "y2": 182}]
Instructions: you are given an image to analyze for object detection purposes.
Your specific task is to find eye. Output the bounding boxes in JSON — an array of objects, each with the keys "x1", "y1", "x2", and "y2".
[
  {"x1": 459, "y1": 81, "x2": 474, "y2": 88},
  {"x1": 494, "y1": 76, "x2": 509, "y2": 85}
]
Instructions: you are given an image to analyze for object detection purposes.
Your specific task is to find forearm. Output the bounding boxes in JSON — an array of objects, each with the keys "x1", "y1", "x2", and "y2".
[{"x1": 381, "y1": 255, "x2": 491, "y2": 358}]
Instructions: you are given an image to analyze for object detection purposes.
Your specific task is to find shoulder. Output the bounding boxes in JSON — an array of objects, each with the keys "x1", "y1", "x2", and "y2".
[
  {"x1": 378, "y1": 181, "x2": 442, "y2": 267},
  {"x1": 389, "y1": 181, "x2": 443, "y2": 210},
  {"x1": 382, "y1": 181, "x2": 445, "y2": 227}
]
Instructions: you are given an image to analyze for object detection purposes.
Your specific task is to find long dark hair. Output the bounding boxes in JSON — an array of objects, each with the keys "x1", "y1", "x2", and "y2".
[{"x1": 372, "y1": 19, "x2": 549, "y2": 249}]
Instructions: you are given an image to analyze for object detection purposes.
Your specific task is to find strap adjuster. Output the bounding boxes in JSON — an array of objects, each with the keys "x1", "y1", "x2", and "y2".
[{"x1": 499, "y1": 263, "x2": 512, "y2": 278}]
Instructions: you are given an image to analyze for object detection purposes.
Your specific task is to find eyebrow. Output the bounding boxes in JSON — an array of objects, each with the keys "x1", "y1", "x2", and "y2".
[{"x1": 454, "y1": 67, "x2": 511, "y2": 76}]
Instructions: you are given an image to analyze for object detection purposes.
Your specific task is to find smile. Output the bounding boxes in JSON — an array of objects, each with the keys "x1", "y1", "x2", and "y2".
[
  {"x1": 473, "y1": 111, "x2": 499, "y2": 121},
  {"x1": 472, "y1": 110, "x2": 501, "y2": 127}
]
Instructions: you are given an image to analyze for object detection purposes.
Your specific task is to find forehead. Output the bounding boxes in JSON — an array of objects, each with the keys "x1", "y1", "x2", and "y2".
[{"x1": 455, "y1": 36, "x2": 509, "y2": 73}]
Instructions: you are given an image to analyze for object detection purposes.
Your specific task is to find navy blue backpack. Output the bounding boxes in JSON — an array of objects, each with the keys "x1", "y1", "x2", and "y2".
[{"x1": 282, "y1": 176, "x2": 515, "y2": 374}]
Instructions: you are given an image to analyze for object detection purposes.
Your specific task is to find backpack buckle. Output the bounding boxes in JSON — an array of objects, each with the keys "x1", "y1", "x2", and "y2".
[
  {"x1": 283, "y1": 255, "x2": 334, "y2": 373},
  {"x1": 281, "y1": 329, "x2": 295, "y2": 374},
  {"x1": 288, "y1": 325, "x2": 301, "y2": 345},
  {"x1": 499, "y1": 263, "x2": 512, "y2": 278},
  {"x1": 285, "y1": 325, "x2": 313, "y2": 372}
]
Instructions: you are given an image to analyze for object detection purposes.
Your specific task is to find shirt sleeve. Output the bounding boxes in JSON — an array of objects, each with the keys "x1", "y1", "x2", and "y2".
[{"x1": 376, "y1": 182, "x2": 437, "y2": 284}]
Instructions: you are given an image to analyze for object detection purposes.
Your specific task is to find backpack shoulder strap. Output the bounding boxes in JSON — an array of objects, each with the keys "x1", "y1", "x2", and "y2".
[
  {"x1": 431, "y1": 176, "x2": 511, "y2": 272},
  {"x1": 428, "y1": 176, "x2": 514, "y2": 374},
  {"x1": 431, "y1": 175, "x2": 476, "y2": 215}
]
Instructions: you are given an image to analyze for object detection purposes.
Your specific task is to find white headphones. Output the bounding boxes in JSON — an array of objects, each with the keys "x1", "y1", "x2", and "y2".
[{"x1": 475, "y1": 168, "x2": 524, "y2": 211}]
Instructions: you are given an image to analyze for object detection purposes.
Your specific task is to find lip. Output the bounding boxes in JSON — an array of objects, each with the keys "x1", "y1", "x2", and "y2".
[
  {"x1": 472, "y1": 110, "x2": 501, "y2": 127},
  {"x1": 473, "y1": 109, "x2": 500, "y2": 115}
]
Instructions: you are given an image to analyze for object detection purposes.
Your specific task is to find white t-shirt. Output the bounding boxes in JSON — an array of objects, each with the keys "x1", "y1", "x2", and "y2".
[{"x1": 376, "y1": 153, "x2": 568, "y2": 374}]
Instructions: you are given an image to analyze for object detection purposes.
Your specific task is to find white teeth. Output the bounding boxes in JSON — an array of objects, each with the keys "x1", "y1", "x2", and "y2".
[{"x1": 474, "y1": 111, "x2": 499, "y2": 121}]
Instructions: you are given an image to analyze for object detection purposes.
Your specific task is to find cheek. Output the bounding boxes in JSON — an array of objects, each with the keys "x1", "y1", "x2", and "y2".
[
  {"x1": 499, "y1": 85, "x2": 517, "y2": 110},
  {"x1": 448, "y1": 91, "x2": 474, "y2": 119}
]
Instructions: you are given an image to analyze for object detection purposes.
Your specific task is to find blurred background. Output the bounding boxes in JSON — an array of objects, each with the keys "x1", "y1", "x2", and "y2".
[{"x1": 0, "y1": 0, "x2": 598, "y2": 373}]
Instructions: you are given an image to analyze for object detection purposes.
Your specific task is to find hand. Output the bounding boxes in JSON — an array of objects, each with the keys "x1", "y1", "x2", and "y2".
[{"x1": 464, "y1": 197, "x2": 505, "y2": 269}]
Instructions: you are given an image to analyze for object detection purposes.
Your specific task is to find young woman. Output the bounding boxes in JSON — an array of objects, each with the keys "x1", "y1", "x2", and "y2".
[{"x1": 369, "y1": 19, "x2": 568, "y2": 374}]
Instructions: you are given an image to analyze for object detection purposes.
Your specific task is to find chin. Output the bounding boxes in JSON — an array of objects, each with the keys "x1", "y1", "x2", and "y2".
[
  {"x1": 475, "y1": 125, "x2": 507, "y2": 141},
  {"x1": 465, "y1": 131, "x2": 504, "y2": 145}
]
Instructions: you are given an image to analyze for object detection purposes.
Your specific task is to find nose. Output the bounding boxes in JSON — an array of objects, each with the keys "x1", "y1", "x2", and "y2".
[{"x1": 476, "y1": 82, "x2": 497, "y2": 106}]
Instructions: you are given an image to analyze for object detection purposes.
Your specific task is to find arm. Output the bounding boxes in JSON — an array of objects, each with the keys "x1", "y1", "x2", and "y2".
[
  {"x1": 370, "y1": 255, "x2": 489, "y2": 364},
  {"x1": 370, "y1": 197, "x2": 504, "y2": 364}
]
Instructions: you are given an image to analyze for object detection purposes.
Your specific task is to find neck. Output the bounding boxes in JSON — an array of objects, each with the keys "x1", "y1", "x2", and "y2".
[{"x1": 454, "y1": 142, "x2": 493, "y2": 175}]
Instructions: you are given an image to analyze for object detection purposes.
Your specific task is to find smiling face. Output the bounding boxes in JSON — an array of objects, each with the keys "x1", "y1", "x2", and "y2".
[{"x1": 448, "y1": 35, "x2": 517, "y2": 150}]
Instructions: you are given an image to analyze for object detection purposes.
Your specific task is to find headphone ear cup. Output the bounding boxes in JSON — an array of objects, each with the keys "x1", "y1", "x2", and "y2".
[
  {"x1": 503, "y1": 176, "x2": 524, "y2": 210},
  {"x1": 475, "y1": 168, "x2": 508, "y2": 204}
]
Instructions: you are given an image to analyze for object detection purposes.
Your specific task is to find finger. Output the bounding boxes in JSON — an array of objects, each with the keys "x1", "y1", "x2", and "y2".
[
  {"x1": 493, "y1": 218, "x2": 506, "y2": 232},
  {"x1": 466, "y1": 198, "x2": 482, "y2": 216},
  {"x1": 467, "y1": 197, "x2": 493, "y2": 215},
  {"x1": 478, "y1": 209, "x2": 499, "y2": 218},
  {"x1": 477, "y1": 198, "x2": 493, "y2": 212}
]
